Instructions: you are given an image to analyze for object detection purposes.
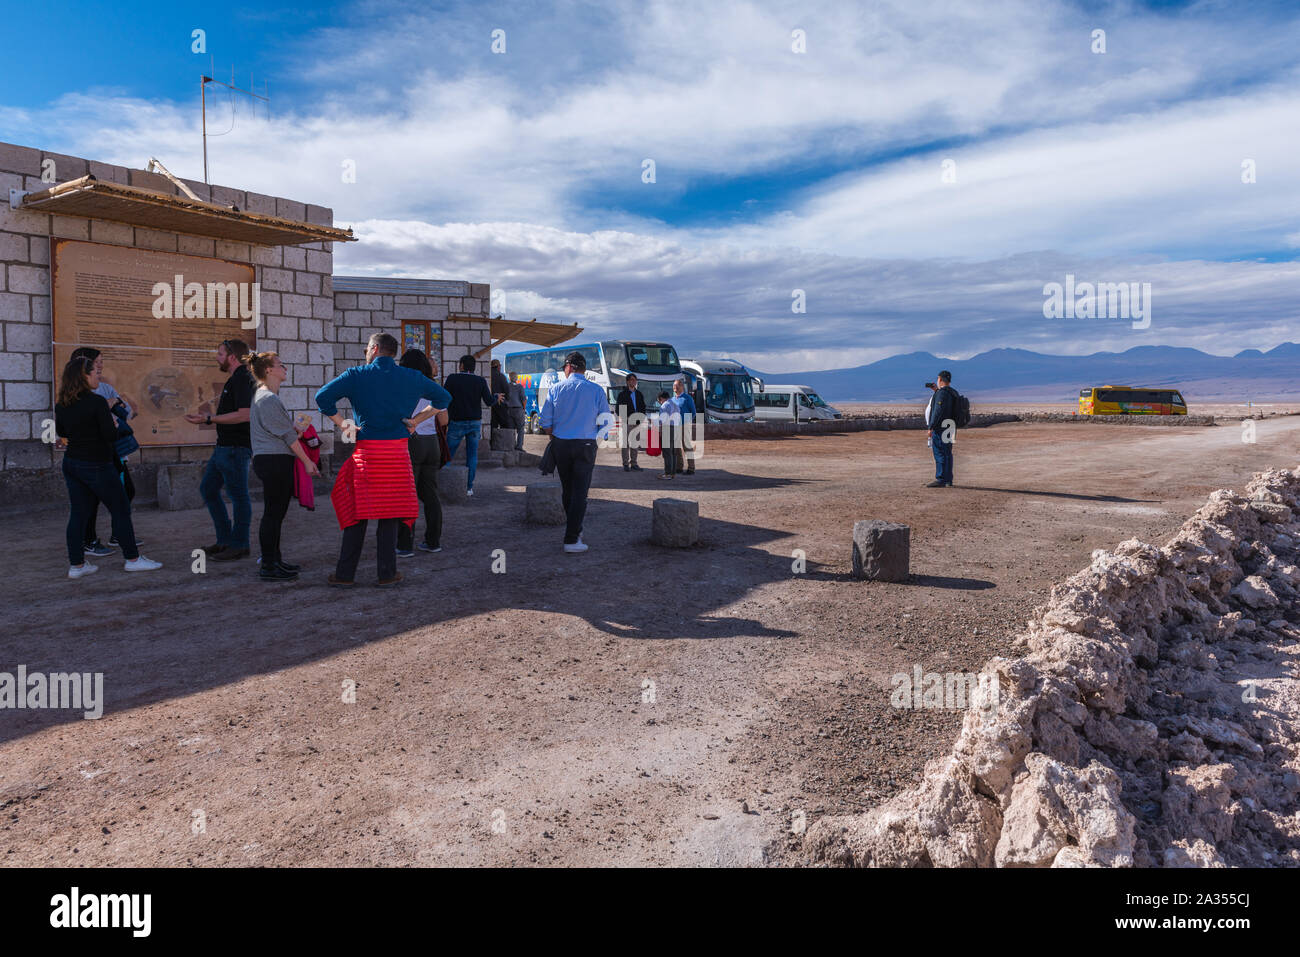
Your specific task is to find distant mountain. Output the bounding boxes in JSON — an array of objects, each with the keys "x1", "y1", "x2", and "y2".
[{"x1": 750, "y1": 343, "x2": 1300, "y2": 403}]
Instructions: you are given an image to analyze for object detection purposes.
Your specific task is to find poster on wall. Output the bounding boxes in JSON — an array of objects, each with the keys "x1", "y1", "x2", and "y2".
[{"x1": 51, "y1": 239, "x2": 257, "y2": 446}]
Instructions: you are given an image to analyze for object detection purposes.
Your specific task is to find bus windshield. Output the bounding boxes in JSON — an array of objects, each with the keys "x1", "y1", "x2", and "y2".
[
  {"x1": 706, "y1": 374, "x2": 753, "y2": 411},
  {"x1": 624, "y1": 343, "x2": 680, "y2": 375}
]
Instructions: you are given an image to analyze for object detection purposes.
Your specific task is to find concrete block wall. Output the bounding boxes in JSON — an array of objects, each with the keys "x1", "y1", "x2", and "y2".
[
  {"x1": 0, "y1": 139, "x2": 338, "y2": 486},
  {"x1": 331, "y1": 283, "x2": 493, "y2": 440}
]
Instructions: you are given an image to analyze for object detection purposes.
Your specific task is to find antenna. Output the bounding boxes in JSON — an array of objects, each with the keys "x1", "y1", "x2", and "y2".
[{"x1": 200, "y1": 57, "x2": 270, "y2": 186}]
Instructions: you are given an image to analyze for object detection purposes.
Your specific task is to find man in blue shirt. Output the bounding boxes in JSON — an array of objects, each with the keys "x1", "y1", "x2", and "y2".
[
  {"x1": 538, "y1": 351, "x2": 612, "y2": 553},
  {"x1": 316, "y1": 332, "x2": 452, "y2": 585},
  {"x1": 443, "y1": 354, "x2": 502, "y2": 497}
]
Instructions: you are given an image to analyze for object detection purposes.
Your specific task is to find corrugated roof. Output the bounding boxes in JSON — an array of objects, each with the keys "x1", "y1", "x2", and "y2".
[{"x1": 333, "y1": 276, "x2": 470, "y2": 296}]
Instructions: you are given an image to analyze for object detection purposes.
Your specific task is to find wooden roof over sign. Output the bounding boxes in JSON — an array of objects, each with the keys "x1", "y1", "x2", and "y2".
[{"x1": 18, "y1": 175, "x2": 356, "y2": 247}]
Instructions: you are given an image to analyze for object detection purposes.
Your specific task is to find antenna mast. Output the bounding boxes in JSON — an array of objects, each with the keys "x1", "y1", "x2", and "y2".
[{"x1": 201, "y1": 58, "x2": 270, "y2": 185}]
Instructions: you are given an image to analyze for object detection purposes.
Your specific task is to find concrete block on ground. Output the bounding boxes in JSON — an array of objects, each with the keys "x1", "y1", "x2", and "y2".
[
  {"x1": 437, "y1": 465, "x2": 470, "y2": 504},
  {"x1": 477, "y1": 451, "x2": 504, "y2": 469},
  {"x1": 852, "y1": 520, "x2": 910, "y2": 581},
  {"x1": 499, "y1": 450, "x2": 519, "y2": 468},
  {"x1": 490, "y1": 428, "x2": 517, "y2": 451},
  {"x1": 651, "y1": 498, "x2": 698, "y2": 547},
  {"x1": 516, "y1": 450, "x2": 541, "y2": 468},
  {"x1": 157, "y1": 464, "x2": 207, "y2": 511},
  {"x1": 525, "y1": 483, "x2": 566, "y2": 525}
]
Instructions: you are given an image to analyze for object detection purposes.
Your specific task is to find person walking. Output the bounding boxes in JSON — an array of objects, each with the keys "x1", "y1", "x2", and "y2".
[
  {"x1": 615, "y1": 373, "x2": 646, "y2": 472},
  {"x1": 185, "y1": 338, "x2": 255, "y2": 561},
  {"x1": 926, "y1": 370, "x2": 957, "y2": 488},
  {"x1": 55, "y1": 356, "x2": 161, "y2": 578},
  {"x1": 245, "y1": 351, "x2": 321, "y2": 582},
  {"x1": 396, "y1": 349, "x2": 446, "y2": 557},
  {"x1": 443, "y1": 354, "x2": 500, "y2": 497},
  {"x1": 506, "y1": 371, "x2": 527, "y2": 451},
  {"x1": 69, "y1": 346, "x2": 140, "y2": 556},
  {"x1": 538, "y1": 350, "x2": 610, "y2": 553},
  {"x1": 670, "y1": 376, "x2": 698, "y2": 475},
  {"x1": 316, "y1": 333, "x2": 451, "y2": 586}
]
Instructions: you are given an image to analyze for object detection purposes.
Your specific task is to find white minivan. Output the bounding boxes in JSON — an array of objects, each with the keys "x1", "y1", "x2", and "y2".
[{"x1": 752, "y1": 384, "x2": 843, "y2": 421}]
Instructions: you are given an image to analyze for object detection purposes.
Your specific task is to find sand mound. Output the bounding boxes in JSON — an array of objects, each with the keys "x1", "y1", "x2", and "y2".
[{"x1": 805, "y1": 468, "x2": 1300, "y2": 867}]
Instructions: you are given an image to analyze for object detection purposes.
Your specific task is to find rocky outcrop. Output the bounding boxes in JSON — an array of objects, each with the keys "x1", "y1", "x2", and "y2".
[{"x1": 806, "y1": 468, "x2": 1300, "y2": 867}]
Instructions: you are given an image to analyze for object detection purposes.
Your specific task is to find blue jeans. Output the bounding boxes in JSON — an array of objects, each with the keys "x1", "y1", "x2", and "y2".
[
  {"x1": 200, "y1": 445, "x2": 253, "y2": 548},
  {"x1": 445, "y1": 419, "x2": 481, "y2": 491},
  {"x1": 63, "y1": 457, "x2": 140, "y2": 565},
  {"x1": 932, "y1": 438, "x2": 954, "y2": 485}
]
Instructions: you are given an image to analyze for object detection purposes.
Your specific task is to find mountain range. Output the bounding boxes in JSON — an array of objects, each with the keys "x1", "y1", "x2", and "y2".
[{"x1": 750, "y1": 343, "x2": 1300, "y2": 403}]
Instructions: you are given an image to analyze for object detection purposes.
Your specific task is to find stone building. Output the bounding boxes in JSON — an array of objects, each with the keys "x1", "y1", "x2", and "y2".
[{"x1": 0, "y1": 138, "x2": 580, "y2": 505}]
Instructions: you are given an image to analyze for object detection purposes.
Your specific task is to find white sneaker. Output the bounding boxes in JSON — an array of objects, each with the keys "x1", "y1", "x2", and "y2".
[
  {"x1": 563, "y1": 537, "x2": 588, "y2": 554},
  {"x1": 466, "y1": 488, "x2": 475, "y2": 497},
  {"x1": 124, "y1": 556, "x2": 163, "y2": 572},
  {"x1": 68, "y1": 562, "x2": 99, "y2": 579}
]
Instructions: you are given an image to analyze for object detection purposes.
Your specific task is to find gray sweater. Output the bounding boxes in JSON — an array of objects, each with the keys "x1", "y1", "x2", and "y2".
[{"x1": 250, "y1": 386, "x2": 300, "y2": 457}]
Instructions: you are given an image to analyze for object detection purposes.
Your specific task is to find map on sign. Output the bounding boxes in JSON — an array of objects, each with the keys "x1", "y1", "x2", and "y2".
[{"x1": 51, "y1": 240, "x2": 257, "y2": 446}]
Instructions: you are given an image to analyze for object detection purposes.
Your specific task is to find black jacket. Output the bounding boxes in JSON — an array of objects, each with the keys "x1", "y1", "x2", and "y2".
[
  {"x1": 444, "y1": 372, "x2": 497, "y2": 422},
  {"x1": 928, "y1": 385, "x2": 957, "y2": 437},
  {"x1": 56, "y1": 392, "x2": 117, "y2": 462},
  {"x1": 614, "y1": 387, "x2": 645, "y2": 417}
]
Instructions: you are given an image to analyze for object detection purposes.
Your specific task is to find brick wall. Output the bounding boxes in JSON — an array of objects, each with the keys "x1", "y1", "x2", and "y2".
[
  {"x1": 0, "y1": 140, "x2": 338, "y2": 488},
  {"x1": 331, "y1": 281, "x2": 493, "y2": 441}
]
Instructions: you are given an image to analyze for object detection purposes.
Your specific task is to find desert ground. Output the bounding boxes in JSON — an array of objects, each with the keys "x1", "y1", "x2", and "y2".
[{"x1": 2, "y1": 415, "x2": 1298, "y2": 866}]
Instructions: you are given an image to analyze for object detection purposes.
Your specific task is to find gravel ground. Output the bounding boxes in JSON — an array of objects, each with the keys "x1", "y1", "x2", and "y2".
[{"x1": 2, "y1": 417, "x2": 1298, "y2": 866}]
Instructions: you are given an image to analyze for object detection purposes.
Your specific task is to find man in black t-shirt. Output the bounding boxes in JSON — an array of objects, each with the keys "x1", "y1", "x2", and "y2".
[{"x1": 185, "y1": 338, "x2": 255, "y2": 559}]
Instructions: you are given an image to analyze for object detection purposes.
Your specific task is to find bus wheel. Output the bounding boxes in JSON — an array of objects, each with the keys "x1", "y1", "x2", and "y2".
[{"x1": 527, "y1": 413, "x2": 539, "y2": 434}]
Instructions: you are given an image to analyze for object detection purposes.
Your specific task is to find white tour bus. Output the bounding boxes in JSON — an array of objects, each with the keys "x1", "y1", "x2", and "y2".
[
  {"x1": 752, "y1": 384, "x2": 843, "y2": 422},
  {"x1": 680, "y1": 357, "x2": 756, "y2": 422},
  {"x1": 505, "y1": 340, "x2": 691, "y2": 433}
]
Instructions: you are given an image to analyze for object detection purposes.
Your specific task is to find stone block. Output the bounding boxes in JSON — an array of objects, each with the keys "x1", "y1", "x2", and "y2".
[
  {"x1": 490, "y1": 428, "x2": 517, "y2": 451},
  {"x1": 852, "y1": 520, "x2": 910, "y2": 581},
  {"x1": 651, "y1": 498, "x2": 699, "y2": 547},
  {"x1": 437, "y1": 465, "x2": 470, "y2": 504},
  {"x1": 157, "y1": 463, "x2": 207, "y2": 510},
  {"x1": 525, "y1": 483, "x2": 566, "y2": 525}
]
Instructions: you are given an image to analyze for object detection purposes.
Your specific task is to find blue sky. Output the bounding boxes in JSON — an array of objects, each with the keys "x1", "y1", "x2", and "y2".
[{"x1": 2, "y1": 0, "x2": 1298, "y2": 371}]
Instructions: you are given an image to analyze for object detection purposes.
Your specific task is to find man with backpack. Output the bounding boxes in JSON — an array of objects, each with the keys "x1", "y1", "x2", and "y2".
[{"x1": 926, "y1": 370, "x2": 967, "y2": 487}]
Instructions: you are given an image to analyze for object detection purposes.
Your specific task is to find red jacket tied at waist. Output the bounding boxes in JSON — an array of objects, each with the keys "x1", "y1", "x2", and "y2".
[
  {"x1": 331, "y1": 438, "x2": 417, "y2": 529},
  {"x1": 294, "y1": 424, "x2": 321, "y2": 510}
]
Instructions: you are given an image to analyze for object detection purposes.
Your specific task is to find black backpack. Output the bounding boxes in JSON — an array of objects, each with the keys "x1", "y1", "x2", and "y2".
[{"x1": 953, "y1": 390, "x2": 971, "y2": 428}]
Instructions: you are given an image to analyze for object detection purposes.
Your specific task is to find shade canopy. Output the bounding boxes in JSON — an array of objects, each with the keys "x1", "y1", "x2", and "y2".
[{"x1": 18, "y1": 175, "x2": 355, "y2": 247}]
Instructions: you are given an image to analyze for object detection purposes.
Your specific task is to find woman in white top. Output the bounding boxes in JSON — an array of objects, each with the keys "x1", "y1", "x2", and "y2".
[{"x1": 397, "y1": 349, "x2": 446, "y2": 555}]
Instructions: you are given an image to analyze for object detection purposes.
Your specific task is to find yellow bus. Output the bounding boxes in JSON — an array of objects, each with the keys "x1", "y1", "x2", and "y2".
[{"x1": 1079, "y1": 386, "x2": 1187, "y2": 415}]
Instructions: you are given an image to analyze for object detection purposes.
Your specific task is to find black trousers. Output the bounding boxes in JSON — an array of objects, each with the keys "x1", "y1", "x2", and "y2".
[
  {"x1": 63, "y1": 457, "x2": 139, "y2": 564},
  {"x1": 253, "y1": 454, "x2": 295, "y2": 564},
  {"x1": 84, "y1": 460, "x2": 134, "y2": 544},
  {"x1": 336, "y1": 518, "x2": 400, "y2": 581},
  {"x1": 397, "y1": 434, "x2": 442, "y2": 550},
  {"x1": 551, "y1": 438, "x2": 597, "y2": 544}
]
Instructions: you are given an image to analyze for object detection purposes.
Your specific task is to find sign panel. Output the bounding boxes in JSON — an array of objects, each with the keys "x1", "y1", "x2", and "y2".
[{"x1": 51, "y1": 240, "x2": 257, "y2": 446}]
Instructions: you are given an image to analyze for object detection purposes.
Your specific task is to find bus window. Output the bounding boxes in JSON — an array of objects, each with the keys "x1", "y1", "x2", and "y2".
[
  {"x1": 578, "y1": 345, "x2": 603, "y2": 374},
  {"x1": 601, "y1": 342, "x2": 628, "y2": 372},
  {"x1": 1080, "y1": 389, "x2": 1093, "y2": 398},
  {"x1": 625, "y1": 344, "x2": 680, "y2": 375},
  {"x1": 798, "y1": 393, "x2": 815, "y2": 409}
]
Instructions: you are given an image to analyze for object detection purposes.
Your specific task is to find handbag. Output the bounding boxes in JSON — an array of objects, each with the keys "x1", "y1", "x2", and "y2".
[
  {"x1": 435, "y1": 419, "x2": 451, "y2": 469},
  {"x1": 112, "y1": 404, "x2": 139, "y2": 458}
]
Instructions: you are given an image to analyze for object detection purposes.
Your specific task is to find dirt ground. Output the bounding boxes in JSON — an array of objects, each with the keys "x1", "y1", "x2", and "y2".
[{"x1": 3, "y1": 416, "x2": 1298, "y2": 866}]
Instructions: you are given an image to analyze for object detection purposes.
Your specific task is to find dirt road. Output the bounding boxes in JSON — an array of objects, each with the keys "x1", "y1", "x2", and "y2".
[{"x1": 2, "y1": 417, "x2": 1297, "y2": 866}]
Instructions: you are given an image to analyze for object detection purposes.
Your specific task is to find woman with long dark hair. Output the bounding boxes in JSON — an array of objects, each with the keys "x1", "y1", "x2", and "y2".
[
  {"x1": 396, "y1": 348, "x2": 445, "y2": 556},
  {"x1": 55, "y1": 356, "x2": 161, "y2": 578},
  {"x1": 69, "y1": 346, "x2": 139, "y2": 556}
]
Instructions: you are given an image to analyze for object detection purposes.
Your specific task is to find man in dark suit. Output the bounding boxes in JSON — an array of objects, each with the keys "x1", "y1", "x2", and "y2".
[
  {"x1": 926, "y1": 369, "x2": 957, "y2": 487},
  {"x1": 615, "y1": 373, "x2": 646, "y2": 471}
]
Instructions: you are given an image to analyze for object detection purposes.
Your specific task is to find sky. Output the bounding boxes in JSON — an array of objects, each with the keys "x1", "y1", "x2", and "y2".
[{"x1": 1, "y1": 0, "x2": 1297, "y2": 372}]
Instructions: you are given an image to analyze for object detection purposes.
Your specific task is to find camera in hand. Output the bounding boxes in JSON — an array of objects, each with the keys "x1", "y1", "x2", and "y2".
[{"x1": 925, "y1": 382, "x2": 936, "y2": 390}]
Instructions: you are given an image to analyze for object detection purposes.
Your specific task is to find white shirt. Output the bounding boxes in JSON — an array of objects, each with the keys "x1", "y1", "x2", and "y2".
[{"x1": 411, "y1": 398, "x2": 440, "y2": 436}]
